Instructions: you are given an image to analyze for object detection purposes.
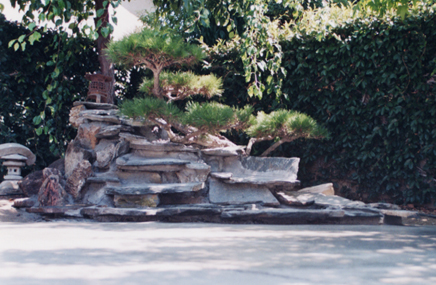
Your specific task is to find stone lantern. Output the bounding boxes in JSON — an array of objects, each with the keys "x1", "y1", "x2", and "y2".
[
  {"x1": 2, "y1": 154, "x2": 27, "y2": 181},
  {"x1": 85, "y1": 73, "x2": 113, "y2": 103},
  {"x1": 0, "y1": 143, "x2": 36, "y2": 198}
]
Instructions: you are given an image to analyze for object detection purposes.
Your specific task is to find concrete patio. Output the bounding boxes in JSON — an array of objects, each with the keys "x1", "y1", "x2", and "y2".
[{"x1": 0, "y1": 222, "x2": 435, "y2": 285}]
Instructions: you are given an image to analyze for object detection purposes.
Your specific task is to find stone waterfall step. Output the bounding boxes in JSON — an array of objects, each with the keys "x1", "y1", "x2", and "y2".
[
  {"x1": 210, "y1": 172, "x2": 300, "y2": 188},
  {"x1": 116, "y1": 154, "x2": 191, "y2": 171},
  {"x1": 105, "y1": 182, "x2": 207, "y2": 208},
  {"x1": 78, "y1": 205, "x2": 383, "y2": 224},
  {"x1": 119, "y1": 133, "x2": 200, "y2": 153},
  {"x1": 105, "y1": 182, "x2": 205, "y2": 195}
]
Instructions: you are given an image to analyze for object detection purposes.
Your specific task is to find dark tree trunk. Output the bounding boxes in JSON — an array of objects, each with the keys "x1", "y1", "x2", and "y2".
[
  {"x1": 95, "y1": 0, "x2": 114, "y2": 104},
  {"x1": 152, "y1": 69, "x2": 163, "y2": 98}
]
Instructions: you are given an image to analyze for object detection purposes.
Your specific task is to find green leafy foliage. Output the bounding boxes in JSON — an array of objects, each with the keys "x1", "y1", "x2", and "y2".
[
  {"x1": 0, "y1": 14, "x2": 98, "y2": 171},
  {"x1": 280, "y1": 5, "x2": 436, "y2": 204}
]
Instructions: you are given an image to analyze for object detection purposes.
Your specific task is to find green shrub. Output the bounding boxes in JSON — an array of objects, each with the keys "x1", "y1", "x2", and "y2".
[
  {"x1": 280, "y1": 5, "x2": 436, "y2": 204},
  {"x1": 0, "y1": 14, "x2": 98, "y2": 172}
]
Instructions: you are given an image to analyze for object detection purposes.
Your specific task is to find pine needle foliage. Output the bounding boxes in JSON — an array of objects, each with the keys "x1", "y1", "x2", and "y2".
[
  {"x1": 183, "y1": 102, "x2": 237, "y2": 134},
  {"x1": 247, "y1": 110, "x2": 328, "y2": 140},
  {"x1": 120, "y1": 96, "x2": 182, "y2": 124},
  {"x1": 246, "y1": 110, "x2": 328, "y2": 156},
  {"x1": 139, "y1": 71, "x2": 223, "y2": 100},
  {"x1": 106, "y1": 28, "x2": 205, "y2": 69}
]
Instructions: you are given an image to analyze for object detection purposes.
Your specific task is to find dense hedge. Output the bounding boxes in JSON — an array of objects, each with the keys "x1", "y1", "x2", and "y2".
[
  {"x1": 279, "y1": 11, "x2": 436, "y2": 204},
  {"x1": 0, "y1": 14, "x2": 99, "y2": 173}
]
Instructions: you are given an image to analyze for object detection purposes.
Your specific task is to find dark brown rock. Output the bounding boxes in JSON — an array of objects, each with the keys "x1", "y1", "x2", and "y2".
[
  {"x1": 19, "y1": 170, "x2": 44, "y2": 196},
  {"x1": 36, "y1": 168, "x2": 70, "y2": 207},
  {"x1": 77, "y1": 122, "x2": 108, "y2": 149},
  {"x1": 65, "y1": 160, "x2": 93, "y2": 200}
]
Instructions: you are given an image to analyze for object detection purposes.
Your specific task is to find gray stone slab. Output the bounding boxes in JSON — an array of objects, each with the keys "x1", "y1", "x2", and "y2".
[
  {"x1": 116, "y1": 154, "x2": 191, "y2": 171},
  {"x1": 209, "y1": 178, "x2": 280, "y2": 206},
  {"x1": 79, "y1": 110, "x2": 118, "y2": 116},
  {"x1": 114, "y1": 194, "x2": 160, "y2": 208},
  {"x1": 81, "y1": 205, "x2": 223, "y2": 219},
  {"x1": 221, "y1": 172, "x2": 300, "y2": 187},
  {"x1": 241, "y1": 156, "x2": 299, "y2": 176},
  {"x1": 73, "y1": 101, "x2": 118, "y2": 110},
  {"x1": 130, "y1": 141, "x2": 200, "y2": 152},
  {"x1": 81, "y1": 113, "x2": 121, "y2": 124},
  {"x1": 221, "y1": 208, "x2": 345, "y2": 220},
  {"x1": 95, "y1": 125, "x2": 122, "y2": 138},
  {"x1": 87, "y1": 176, "x2": 120, "y2": 183},
  {"x1": 105, "y1": 182, "x2": 205, "y2": 195}
]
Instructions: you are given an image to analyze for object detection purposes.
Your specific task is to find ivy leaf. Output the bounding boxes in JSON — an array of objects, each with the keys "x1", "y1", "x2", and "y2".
[
  {"x1": 18, "y1": 35, "x2": 26, "y2": 43},
  {"x1": 29, "y1": 32, "x2": 41, "y2": 45},
  {"x1": 8, "y1": 39, "x2": 16, "y2": 48}
]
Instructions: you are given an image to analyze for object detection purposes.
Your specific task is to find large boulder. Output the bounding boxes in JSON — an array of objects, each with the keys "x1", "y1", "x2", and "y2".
[
  {"x1": 64, "y1": 140, "x2": 94, "y2": 178},
  {"x1": 65, "y1": 160, "x2": 93, "y2": 200}
]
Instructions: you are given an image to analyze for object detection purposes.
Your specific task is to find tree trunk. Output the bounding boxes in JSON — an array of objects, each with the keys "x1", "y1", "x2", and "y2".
[
  {"x1": 260, "y1": 138, "x2": 292, "y2": 157},
  {"x1": 152, "y1": 69, "x2": 162, "y2": 98},
  {"x1": 95, "y1": 0, "x2": 114, "y2": 104}
]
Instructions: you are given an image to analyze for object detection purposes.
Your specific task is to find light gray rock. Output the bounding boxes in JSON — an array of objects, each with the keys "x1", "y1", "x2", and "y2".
[
  {"x1": 95, "y1": 125, "x2": 122, "y2": 138},
  {"x1": 275, "y1": 192, "x2": 315, "y2": 206},
  {"x1": 298, "y1": 183, "x2": 335, "y2": 196},
  {"x1": 94, "y1": 139, "x2": 118, "y2": 169},
  {"x1": 65, "y1": 160, "x2": 93, "y2": 200},
  {"x1": 69, "y1": 105, "x2": 87, "y2": 128},
  {"x1": 209, "y1": 178, "x2": 280, "y2": 206},
  {"x1": 313, "y1": 194, "x2": 366, "y2": 208},
  {"x1": 73, "y1": 101, "x2": 118, "y2": 110},
  {"x1": 210, "y1": 172, "x2": 232, "y2": 180}
]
